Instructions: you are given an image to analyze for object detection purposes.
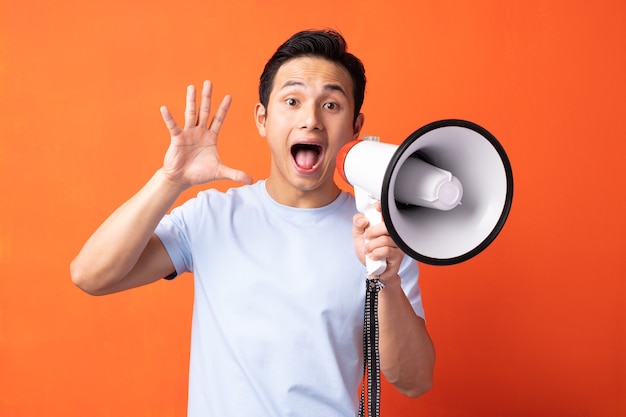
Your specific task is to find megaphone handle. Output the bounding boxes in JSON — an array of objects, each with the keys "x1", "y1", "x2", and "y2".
[
  {"x1": 363, "y1": 205, "x2": 387, "y2": 278},
  {"x1": 355, "y1": 186, "x2": 387, "y2": 278}
]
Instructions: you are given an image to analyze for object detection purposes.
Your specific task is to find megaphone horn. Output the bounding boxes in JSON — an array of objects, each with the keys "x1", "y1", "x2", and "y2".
[{"x1": 336, "y1": 119, "x2": 513, "y2": 268}]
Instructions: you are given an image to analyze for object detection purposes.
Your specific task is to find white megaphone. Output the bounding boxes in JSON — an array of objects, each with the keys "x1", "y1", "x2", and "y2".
[{"x1": 336, "y1": 119, "x2": 513, "y2": 275}]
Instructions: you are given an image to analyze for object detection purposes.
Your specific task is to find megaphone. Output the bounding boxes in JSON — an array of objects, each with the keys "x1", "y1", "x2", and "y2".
[{"x1": 336, "y1": 119, "x2": 513, "y2": 272}]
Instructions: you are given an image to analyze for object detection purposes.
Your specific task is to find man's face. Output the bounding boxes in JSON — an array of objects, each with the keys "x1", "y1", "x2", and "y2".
[{"x1": 255, "y1": 56, "x2": 364, "y2": 207}]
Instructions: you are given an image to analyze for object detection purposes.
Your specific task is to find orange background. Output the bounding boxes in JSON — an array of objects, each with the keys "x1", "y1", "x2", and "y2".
[{"x1": 1, "y1": 0, "x2": 624, "y2": 416}]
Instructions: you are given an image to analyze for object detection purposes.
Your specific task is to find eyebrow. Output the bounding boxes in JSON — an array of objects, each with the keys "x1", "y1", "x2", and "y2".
[{"x1": 280, "y1": 80, "x2": 348, "y2": 97}]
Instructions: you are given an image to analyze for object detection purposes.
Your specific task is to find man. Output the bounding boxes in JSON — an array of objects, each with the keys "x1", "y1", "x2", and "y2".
[{"x1": 71, "y1": 29, "x2": 435, "y2": 416}]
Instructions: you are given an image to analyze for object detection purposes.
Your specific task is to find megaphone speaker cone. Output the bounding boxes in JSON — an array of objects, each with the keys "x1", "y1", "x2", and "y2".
[{"x1": 337, "y1": 119, "x2": 513, "y2": 266}]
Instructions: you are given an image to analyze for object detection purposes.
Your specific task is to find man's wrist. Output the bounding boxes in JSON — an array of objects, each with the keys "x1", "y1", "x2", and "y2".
[{"x1": 378, "y1": 273, "x2": 402, "y2": 289}]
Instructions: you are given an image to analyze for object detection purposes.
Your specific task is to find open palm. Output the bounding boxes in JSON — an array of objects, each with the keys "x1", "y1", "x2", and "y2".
[{"x1": 160, "y1": 80, "x2": 252, "y2": 187}]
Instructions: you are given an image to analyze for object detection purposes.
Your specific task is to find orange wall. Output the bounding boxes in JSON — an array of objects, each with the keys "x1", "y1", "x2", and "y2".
[{"x1": 1, "y1": 1, "x2": 624, "y2": 416}]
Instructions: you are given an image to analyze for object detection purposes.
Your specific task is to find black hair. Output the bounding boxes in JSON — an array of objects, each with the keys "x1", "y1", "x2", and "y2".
[{"x1": 258, "y1": 29, "x2": 366, "y2": 123}]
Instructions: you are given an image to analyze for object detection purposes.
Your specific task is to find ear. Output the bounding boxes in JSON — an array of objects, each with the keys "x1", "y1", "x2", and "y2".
[
  {"x1": 352, "y1": 113, "x2": 365, "y2": 140},
  {"x1": 254, "y1": 103, "x2": 267, "y2": 137}
]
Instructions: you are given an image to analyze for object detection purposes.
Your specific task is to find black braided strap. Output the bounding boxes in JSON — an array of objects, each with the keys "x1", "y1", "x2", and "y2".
[{"x1": 359, "y1": 278, "x2": 384, "y2": 417}]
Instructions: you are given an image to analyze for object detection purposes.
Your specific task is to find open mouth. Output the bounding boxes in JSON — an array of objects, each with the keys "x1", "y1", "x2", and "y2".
[{"x1": 291, "y1": 143, "x2": 323, "y2": 171}]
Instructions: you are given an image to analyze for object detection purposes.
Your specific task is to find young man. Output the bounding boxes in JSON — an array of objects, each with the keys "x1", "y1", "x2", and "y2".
[{"x1": 71, "y1": 29, "x2": 434, "y2": 416}]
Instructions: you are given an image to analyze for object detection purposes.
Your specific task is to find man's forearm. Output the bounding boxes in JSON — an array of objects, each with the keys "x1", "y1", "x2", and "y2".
[{"x1": 377, "y1": 277, "x2": 435, "y2": 398}]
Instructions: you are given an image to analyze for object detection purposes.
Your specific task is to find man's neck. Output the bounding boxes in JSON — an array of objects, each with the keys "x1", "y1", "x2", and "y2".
[{"x1": 265, "y1": 177, "x2": 342, "y2": 208}]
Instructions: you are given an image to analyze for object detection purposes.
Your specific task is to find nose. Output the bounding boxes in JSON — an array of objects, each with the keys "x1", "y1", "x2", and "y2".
[{"x1": 300, "y1": 102, "x2": 322, "y2": 131}]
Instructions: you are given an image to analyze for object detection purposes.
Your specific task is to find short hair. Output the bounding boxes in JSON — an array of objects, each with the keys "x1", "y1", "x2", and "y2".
[{"x1": 259, "y1": 29, "x2": 366, "y2": 123}]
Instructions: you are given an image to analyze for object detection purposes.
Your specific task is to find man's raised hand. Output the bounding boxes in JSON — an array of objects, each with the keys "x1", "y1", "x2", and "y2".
[{"x1": 160, "y1": 80, "x2": 253, "y2": 188}]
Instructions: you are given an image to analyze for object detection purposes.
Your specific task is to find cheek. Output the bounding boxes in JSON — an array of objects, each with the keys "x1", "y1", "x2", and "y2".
[
  {"x1": 262, "y1": 123, "x2": 290, "y2": 156},
  {"x1": 266, "y1": 118, "x2": 296, "y2": 146},
  {"x1": 339, "y1": 122, "x2": 360, "y2": 142}
]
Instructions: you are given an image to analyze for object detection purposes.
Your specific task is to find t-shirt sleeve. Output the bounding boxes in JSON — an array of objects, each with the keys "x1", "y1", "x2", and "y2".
[{"x1": 155, "y1": 212, "x2": 193, "y2": 279}]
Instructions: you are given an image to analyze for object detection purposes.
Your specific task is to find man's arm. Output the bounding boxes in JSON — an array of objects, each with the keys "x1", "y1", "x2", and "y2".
[
  {"x1": 353, "y1": 213, "x2": 435, "y2": 397},
  {"x1": 70, "y1": 170, "x2": 187, "y2": 295},
  {"x1": 377, "y1": 277, "x2": 435, "y2": 397},
  {"x1": 70, "y1": 81, "x2": 252, "y2": 295}
]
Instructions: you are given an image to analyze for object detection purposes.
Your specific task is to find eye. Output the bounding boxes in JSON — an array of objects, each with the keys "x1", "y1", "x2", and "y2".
[
  {"x1": 286, "y1": 98, "x2": 298, "y2": 106},
  {"x1": 323, "y1": 102, "x2": 338, "y2": 110}
]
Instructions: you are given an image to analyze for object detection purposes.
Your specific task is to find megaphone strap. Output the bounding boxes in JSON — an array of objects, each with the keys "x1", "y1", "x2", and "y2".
[{"x1": 359, "y1": 278, "x2": 384, "y2": 417}]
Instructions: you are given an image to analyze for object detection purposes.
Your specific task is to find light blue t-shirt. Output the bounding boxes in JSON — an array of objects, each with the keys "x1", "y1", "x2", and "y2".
[{"x1": 155, "y1": 180, "x2": 423, "y2": 417}]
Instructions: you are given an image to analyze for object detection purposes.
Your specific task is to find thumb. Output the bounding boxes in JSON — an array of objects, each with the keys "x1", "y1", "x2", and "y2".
[
  {"x1": 352, "y1": 214, "x2": 369, "y2": 237},
  {"x1": 217, "y1": 165, "x2": 254, "y2": 185}
]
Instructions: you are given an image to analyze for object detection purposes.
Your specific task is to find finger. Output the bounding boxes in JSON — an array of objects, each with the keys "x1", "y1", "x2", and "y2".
[
  {"x1": 365, "y1": 229, "x2": 397, "y2": 252},
  {"x1": 197, "y1": 80, "x2": 213, "y2": 128},
  {"x1": 366, "y1": 243, "x2": 398, "y2": 264},
  {"x1": 184, "y1": 85, "x2": 197, "y2": 128},
  {"x1": 208, "y1": 94, "x2": 232, "y2": 135},
  {"x1": 367, "y1": 235, "x2": 398, "y2": 252},
  {"x1": 160, "y1": 106, "x2": 182, "y2": 137},
  {"x1": 365, "y1": 220, "x2": 389, "y2": 240}
]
